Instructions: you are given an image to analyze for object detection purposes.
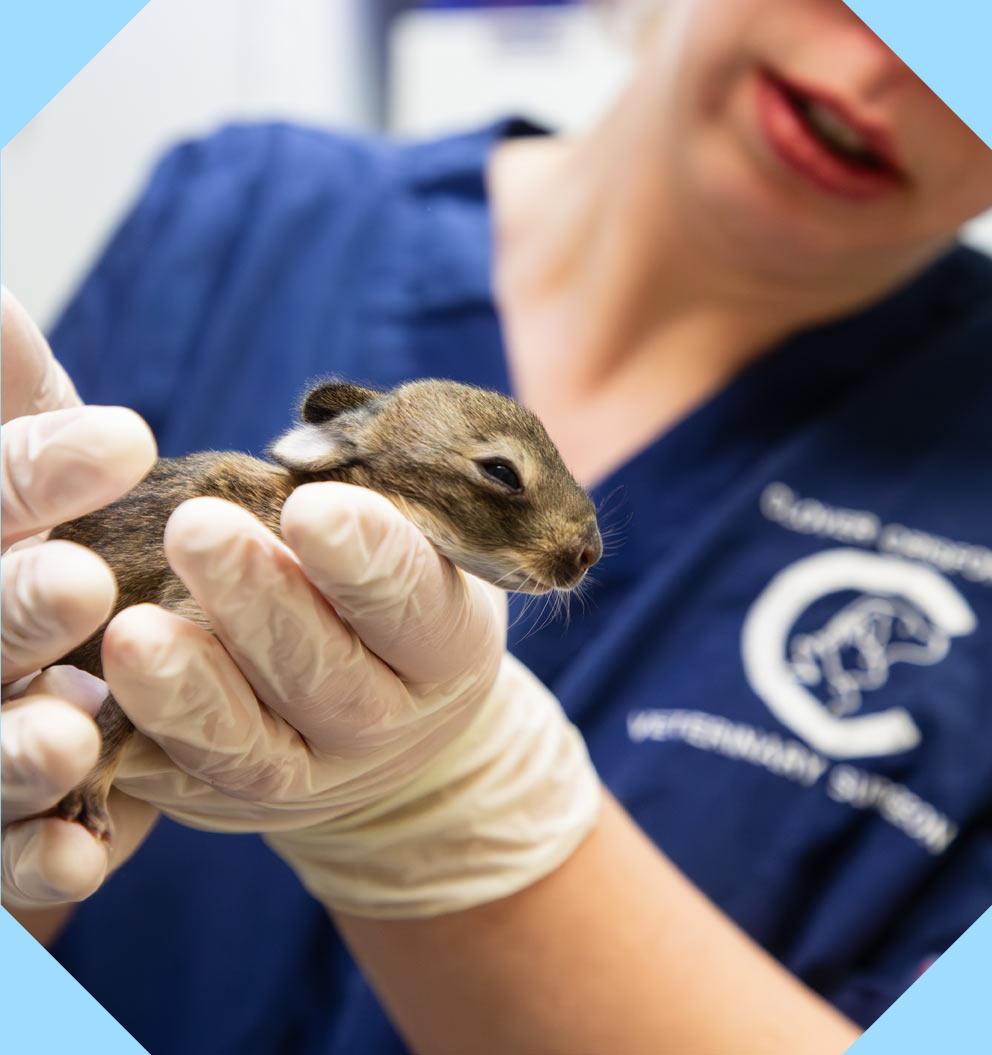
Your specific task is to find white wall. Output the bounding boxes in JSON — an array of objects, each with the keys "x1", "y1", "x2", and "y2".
[
  {"x1": 2, "y1": 2, "x2": 634, "y2": 331},
  {"x1": 1, "y1": 0, "x2": 372, "y2": 329},
  {"x1": 388, "y1": 6, "x2": 631, "y2": 134}
]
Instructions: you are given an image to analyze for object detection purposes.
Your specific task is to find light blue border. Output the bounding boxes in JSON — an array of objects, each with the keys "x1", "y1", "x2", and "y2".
[
  {"x1": 844, "y1": 1, "x2": 992, "y2": 148},
  {"x1": 0, "y1": 907, "x2": 148, "y2": 1053},
  {"x1": 847, "y1": 905, "x2": 992, "y2": 1053},
  {"x1": 2, "y1": 5, "x2": 152, "y2": 1054},
  {"x1": 0, "y1": 2, "x2": 990, "y2": 1053},
  {"x1": 0, "y1": 0, "x2": 150, "y2": 147}
]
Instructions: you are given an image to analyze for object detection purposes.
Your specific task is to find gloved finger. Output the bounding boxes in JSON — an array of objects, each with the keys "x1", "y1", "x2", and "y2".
[
  {"x1": 1, "y1": 405, "x2": 157, "y2": 549},
  {"x1": 161, "y1": 498, "x2": 413, "y2": 749},
  {"x1": 2, "y1": 816, "x2": 108, "y2": 908},
  {"x1": 102, "y1": 602, "x2": 321, "y2": 795},
  {"x1": 1, "y1": 666, "x2": 156, "y2": 909},
  {"x1": 1, "y1": 694, "x2": 102, "y2": 824},
  {"x1": 281, "y1": 483, "x2": 504, "y2": 686},
  {"x1": 1, "y1": 540, "x2": 117, "y2": 682},
  {"x1": 1, "y1": 405, "x2": 157, "y2": 551},
  {"x1": 112, "y1": 730, "x2": 252, "y2": 828},
  {"x1": 1, "y1": 286, "x2": 80, "y2": 422},
  {"x1": 14, "y1": 664, "x2": 109, "y2": 715},
  {"x1": 112, "y1": 730, "x2": 299, "y2": 832},
  {"x1": 1, "y1": 790, "x2": 157, "y2": 911}
]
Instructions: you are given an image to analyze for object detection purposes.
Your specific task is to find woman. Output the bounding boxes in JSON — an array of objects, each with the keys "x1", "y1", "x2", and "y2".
[{"x1": 3, "y1": 0, "x2": 991, "y2": 1051}]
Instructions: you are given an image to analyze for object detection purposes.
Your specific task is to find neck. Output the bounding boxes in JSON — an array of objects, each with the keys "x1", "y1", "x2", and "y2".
[{"x1": 487, "y1": 96, "x2": 942, "y2": 483}]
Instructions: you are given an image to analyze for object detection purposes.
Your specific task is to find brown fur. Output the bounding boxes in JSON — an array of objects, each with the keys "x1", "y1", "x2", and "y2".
[{"x1": 49, "y1": 379, "x2": 601, "y2": 840}]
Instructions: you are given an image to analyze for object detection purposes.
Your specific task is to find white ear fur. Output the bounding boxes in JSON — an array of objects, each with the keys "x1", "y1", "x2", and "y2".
[{"x1": 270, "y1": 424, "x2": 346, "y2": 472}]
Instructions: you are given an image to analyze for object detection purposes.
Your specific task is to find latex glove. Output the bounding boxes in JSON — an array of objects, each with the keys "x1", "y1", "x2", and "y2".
[
  {"x1": 1, "y1": 286, "x2": 158, "y2": 910},
  {"x1": 104, "y1": 485, "x2": 602, "y2": 918}
]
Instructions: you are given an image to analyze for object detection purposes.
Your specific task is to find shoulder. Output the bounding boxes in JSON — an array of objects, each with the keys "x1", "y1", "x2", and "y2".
[
  {"x1": 49, "y1": 118, "x2": 529, "y2": 442},
  {"x1": 915, "y1": 245, "x2": 992, "y2": 417},
  {"x1": 130, "y1": 116, "x2": 535, "y2": 227},
  {"x1": 876, "y1": 245, "x2": 992, "y2": 447},
  {"x1": 933, "y1": 243, "x2": 992, "y2": 332},
  {"x1": 844, "y1": 243, "x2": 992, "y2": 400},
  {"x1": 109, "y1": 122, "x2": 403, "y2": 261},
  {"x1": 54, "y1": 117, "x2": 521, "y2": 316},
  {"x1": 48, "y1": 123, "x2": 396, "y2": 426},
  {"x1": 146, "y1": 121, "x2": 396, "y2": 195},
  {"x1": 915, "y1": 244, "x2": 992, "y2": 352}
]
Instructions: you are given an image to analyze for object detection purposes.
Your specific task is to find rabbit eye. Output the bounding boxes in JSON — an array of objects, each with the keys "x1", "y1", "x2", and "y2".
[{"x1": 476, "y1": 459, "x2": 523, "y2": 493}]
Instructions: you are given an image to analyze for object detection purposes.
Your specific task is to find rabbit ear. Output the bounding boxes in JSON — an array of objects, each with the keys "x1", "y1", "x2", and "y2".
[
  {"x1": 271, "y1": 380, "x2": 381, "y2": 472},
  {"x1": 300, "y1": 380, "x2": 380, "y2": 423},
  {"x1": 268, "y1": 423, "x2": 350, "y2": 472}
]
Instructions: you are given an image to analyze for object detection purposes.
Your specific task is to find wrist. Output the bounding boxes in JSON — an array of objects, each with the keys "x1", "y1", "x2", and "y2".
[{"x1": 265, "y1": 654, "x2": 602, "y2": 918}]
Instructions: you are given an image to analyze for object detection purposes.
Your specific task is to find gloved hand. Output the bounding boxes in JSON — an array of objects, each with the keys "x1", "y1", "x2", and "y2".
[
  {"x1": 1, "y1": 286, "x2": 158, "y2": 911},
  {"x1": 103, "y1": 485, "x2": 602, "y2": 918}
]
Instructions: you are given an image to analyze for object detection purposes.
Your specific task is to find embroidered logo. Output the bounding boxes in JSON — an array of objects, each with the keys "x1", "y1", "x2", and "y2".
[{"x1": 741, "y1": 548, "x2": 976, "y2": 759}]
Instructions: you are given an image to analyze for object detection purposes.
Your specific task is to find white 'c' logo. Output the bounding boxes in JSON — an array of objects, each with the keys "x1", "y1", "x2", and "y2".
[{"x1": 741, "y1": 549, "x2": 976, "y2": 759}]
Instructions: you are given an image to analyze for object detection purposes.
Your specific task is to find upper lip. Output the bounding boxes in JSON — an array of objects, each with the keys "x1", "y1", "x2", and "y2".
[{"x1": 764, "y1": 67, "x2": 906, "y2": 179}]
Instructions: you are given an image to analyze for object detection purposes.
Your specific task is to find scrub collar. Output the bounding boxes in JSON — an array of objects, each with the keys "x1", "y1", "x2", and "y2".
[{"x1": 357, "y1": 116, "x2": 548, "y2": 319}]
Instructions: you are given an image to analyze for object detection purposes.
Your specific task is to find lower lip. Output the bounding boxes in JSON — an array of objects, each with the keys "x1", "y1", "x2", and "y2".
[{"x1": 754, "y1": 70, "x2": 903, "y2": 202}]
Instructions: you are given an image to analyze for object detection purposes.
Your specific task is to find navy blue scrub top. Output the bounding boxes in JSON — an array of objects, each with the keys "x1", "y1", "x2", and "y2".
[{"x1": 50, "y1": 119, "x2": 992, "y2": 1053}]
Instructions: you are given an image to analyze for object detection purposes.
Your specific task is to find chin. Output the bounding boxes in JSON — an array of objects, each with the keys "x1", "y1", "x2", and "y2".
[
  {"x1": 685, "y1": 80, "x2": 913, "y2": 277},
  {"x1": 508, "y1": 579, "x2": 555, "y2": 597},
  {"x1": 685, "y1": 143, "x2": 886, "y2": 288},
  {"x1": 430, "y1": 544, "x2": 543, "y2": 594}
]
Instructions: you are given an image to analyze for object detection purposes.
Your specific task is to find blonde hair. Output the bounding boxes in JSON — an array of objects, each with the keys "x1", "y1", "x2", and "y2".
[{"x1": 594, "y1": 0, "x2": 665, "y2": 43}]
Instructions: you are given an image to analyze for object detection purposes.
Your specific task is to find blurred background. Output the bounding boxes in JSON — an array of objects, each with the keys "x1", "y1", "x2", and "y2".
[{"x1": 2, "y1": 0, "x2": 990, "y2": 330}]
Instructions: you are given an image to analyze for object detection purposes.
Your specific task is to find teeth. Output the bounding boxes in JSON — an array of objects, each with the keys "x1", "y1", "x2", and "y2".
[{"x1": 801, "y1": 100, "x2": 872, "y2": 157}]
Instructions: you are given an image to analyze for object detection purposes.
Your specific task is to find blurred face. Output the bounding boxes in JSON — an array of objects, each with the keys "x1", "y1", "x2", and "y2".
[{"x1": 635, "y1": 0, "x2": 992, "y2": 284}]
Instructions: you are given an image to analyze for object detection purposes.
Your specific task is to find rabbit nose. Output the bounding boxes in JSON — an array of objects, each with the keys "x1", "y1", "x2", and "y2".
[{"x1": 574, "y1": 526, "x2": 603, "y2": 574}]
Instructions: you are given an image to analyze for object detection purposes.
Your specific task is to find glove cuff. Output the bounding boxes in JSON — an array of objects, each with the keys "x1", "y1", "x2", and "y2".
[{"x1": 264, "y1": 654, "x2": 602, "y2": 918}]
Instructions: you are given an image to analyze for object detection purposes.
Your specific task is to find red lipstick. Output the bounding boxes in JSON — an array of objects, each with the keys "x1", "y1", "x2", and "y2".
[{"x1": 755, "y1": 68, "x2": 907, "y2": 201}]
